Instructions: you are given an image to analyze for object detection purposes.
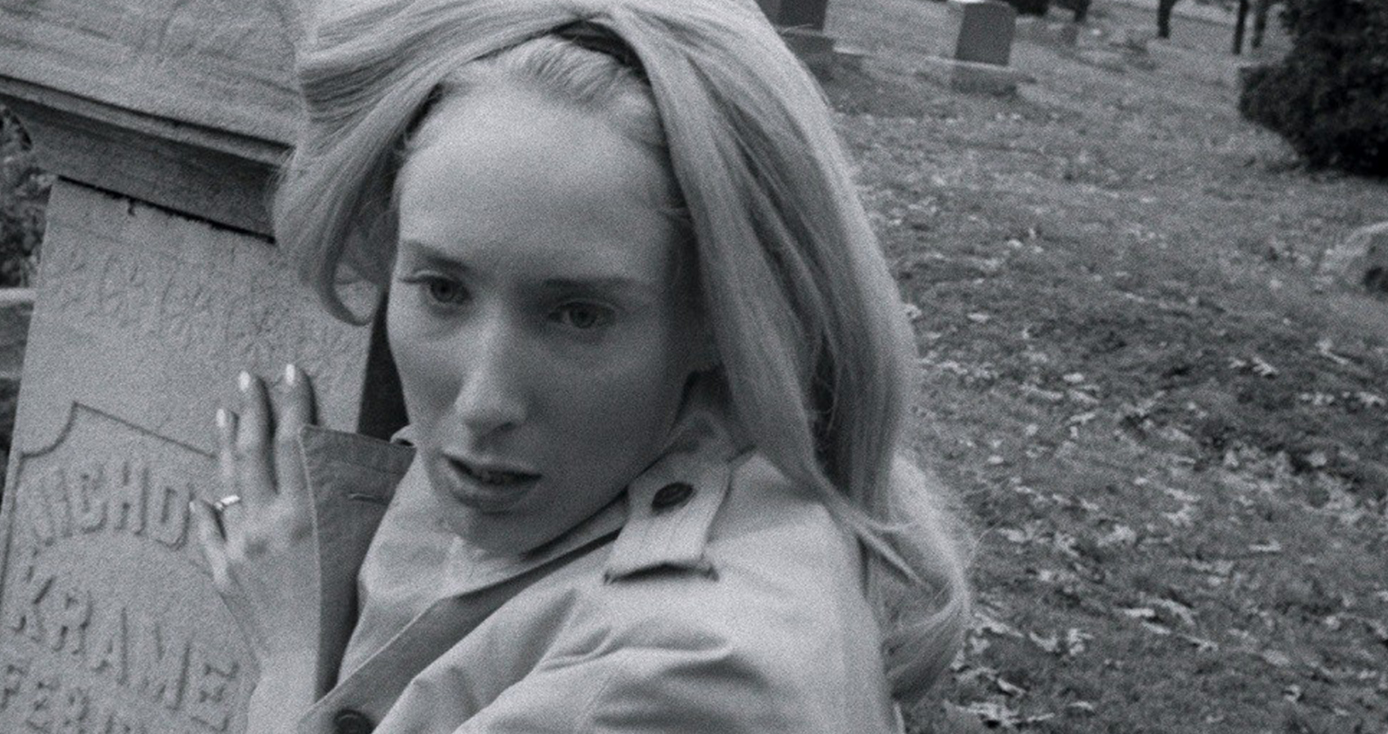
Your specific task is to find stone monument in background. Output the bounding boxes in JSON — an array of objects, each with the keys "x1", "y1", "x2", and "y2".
[
  {"x1": 0, "y1": 1, "x2": 405, "y2": 732},
  {"x1": 939, "y1": 0, "x2": 1025, "y2": 95},
  {"x1": 756, "y1": 0, "x2": 838, "y2": 76}
]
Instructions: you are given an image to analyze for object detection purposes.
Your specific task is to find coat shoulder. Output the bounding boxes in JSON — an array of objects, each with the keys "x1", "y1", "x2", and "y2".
[{"x1": 562, "y1": 454, "x2": 898, "y2": 732}]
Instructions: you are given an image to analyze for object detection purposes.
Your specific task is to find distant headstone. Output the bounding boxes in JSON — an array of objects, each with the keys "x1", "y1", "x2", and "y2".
[
  {"x1": 756, "y1": 0, "x2": 838, "y2": 78},
  {"x1": 756, "y1": 0, "x2": 830, "y2": 31},
  {"x1": 0, "y1": 1, "x2": 402, "y2": 732},
  {"x1": 1319, "y1": 221, "x2": 1388, "y2": 294},
  {"x1": 944, "y1": 0, "x2": 1017, "y2": 66}
]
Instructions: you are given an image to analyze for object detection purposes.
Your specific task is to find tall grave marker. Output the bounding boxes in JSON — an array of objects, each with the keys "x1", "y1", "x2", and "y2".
[{"x1": 0, "y1": 1, "x2": 403, "y2": 732}]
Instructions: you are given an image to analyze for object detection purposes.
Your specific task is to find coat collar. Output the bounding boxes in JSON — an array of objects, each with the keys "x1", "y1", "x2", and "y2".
[{"x1": 342, "y1": 376, "x2": 753, "y2": 598}]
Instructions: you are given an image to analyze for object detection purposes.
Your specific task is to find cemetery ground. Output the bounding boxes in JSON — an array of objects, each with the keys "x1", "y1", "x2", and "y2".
[
  {"x1": 0, "y1": 1, "x2": 1385, "y2": 732},
  {"x1": 820, "y1": 0, "x2": 1388, "y2": 732}
]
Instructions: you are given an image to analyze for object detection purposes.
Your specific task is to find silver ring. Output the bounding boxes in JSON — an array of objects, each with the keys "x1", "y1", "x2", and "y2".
[{"x1": 212, "y1": 495, "x2": 242, "y2": 513}]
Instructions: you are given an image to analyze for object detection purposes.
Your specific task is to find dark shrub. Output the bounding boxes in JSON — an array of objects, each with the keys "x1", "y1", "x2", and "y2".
[
  {"x1": 1, "y1": 107, "x2": 49, "y2": 286},
  {"x1": 1054, "y1": 0, "x2": 1091, "y2": 22},
  {"x1": 1238, "y1": 0, "x2": 1388, "y2": 176},
  {"x1": 1002, "y1": 0, "x2": 1050, "y2": 17}
]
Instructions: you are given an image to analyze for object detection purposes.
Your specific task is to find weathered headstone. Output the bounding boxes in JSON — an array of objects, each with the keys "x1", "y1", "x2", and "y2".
[
  {"x1": 755, "y1": 0, "x2": 838, "y2": 78},
  {"x1": 757, "y1": 0, "x2": 830, "y2": 30},
  {"x1": 944, "y1": 0, "x2": 1016, "y2": 66},
  {"x1": 937, "y1": 0, "x2": 1023, "y2": 95},
  {"x1": 1319, "y1": 221, "x2": 1388, "y2": 294},
  {"x1": 0, "y1": 1, "x2": 403, "y2": 732}
]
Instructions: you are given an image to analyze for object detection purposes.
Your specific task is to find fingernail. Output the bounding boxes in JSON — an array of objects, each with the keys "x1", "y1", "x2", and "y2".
[
  {"x1": 238, "y1": 371, "x2": 252, "y2": 392},
  {"x1": 216, "y1": 408, "x2": 228, "y2": 429},
  {"x1": 284, "y1": 363, "x2": 298, "y2": 387}
]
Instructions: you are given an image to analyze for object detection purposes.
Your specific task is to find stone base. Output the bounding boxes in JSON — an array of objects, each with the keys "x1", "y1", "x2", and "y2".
[
  {"x1": 861, "y1": 53, "x2": 1035, "y2": 95},
  {"x1": 1016, "y1": 17, "x2": 1080, "y2": 47},
  {"x1": 948, "y1": 58, "x2": 1030, "y2": 95}
]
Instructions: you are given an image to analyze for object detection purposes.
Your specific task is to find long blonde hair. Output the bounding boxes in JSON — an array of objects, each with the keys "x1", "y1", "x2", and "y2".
[{"x1": 277, "y1": 0, "x2": 970, "y2": 703}]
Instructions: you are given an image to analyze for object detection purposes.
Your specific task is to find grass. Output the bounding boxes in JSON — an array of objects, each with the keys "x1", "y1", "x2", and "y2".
[
  {"x1": 2, "y1": 2, "x2": 1386, "y2": 730},
  {"x1": 818, "y1": 0, "x2": 1388, "y2": 731}
]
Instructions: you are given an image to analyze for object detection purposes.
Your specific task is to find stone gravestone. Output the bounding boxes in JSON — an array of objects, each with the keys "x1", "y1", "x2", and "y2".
[
  {"x1": 755, "y1": 0, "x2": 838, "y2": 77},
  {"x1": 756, "y1": 0, "x2": 829, "y2": 30},
  {"x1": 937, "y1": 0, "x2": 1023, "y2": 95},
  {"x1": 945, "y1": 0, "x2": 1016, "y2": 66},
  {"x1": 0, "y1": 1, "x2": 405, "y2": 732}
]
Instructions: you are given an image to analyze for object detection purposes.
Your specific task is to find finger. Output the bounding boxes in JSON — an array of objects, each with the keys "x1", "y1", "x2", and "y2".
[
  {"x1": 236, "y1": 370, "x2": 277, "y2": 501},
  {"x1": 190, "y1": 499, "x2": 231, "y2": 585},
  {"x1": 215, "y1": 408, "x2": 247, "y2": 531},
  {"x1": 274, "y1": 364, "x2": 314, "y2": 501},
  {"x1": 217, "y1": 407, "x2": 239, "y2": 496}
]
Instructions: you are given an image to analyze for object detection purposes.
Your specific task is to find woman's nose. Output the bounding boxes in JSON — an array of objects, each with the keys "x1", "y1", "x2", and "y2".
[{"x1": 454, "y1": 316, "x2": 528, "y2": 437}]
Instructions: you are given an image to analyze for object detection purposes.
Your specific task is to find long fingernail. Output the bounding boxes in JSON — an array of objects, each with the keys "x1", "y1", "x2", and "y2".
[
  {"x1": 284, "y1": 363, "x2": 298, "y2": 387},
  {"x1": 216, "y1": 408, "x2": 228, "y2": 429},
  {"x1": 238, "y1": 371, "x2": 252, "y2": 392}
]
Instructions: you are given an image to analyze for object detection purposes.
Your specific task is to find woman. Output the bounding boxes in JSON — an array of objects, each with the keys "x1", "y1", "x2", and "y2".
[{"x1": 192, "y1": 0, "x2": 970, "y2": 731}]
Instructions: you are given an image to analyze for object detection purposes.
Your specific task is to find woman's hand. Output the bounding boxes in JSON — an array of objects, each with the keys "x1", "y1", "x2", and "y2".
[{"x1": 191, "y1": 364, "x2": 320, "y2": 666}]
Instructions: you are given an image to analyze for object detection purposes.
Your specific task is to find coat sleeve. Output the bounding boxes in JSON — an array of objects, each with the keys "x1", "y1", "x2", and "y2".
[
  {"x1": 452, "y1": 631, "x2": 804, "y2": 734},
  {"x1": 447, "y1": 571, "x2": 893, "y2": 734}
]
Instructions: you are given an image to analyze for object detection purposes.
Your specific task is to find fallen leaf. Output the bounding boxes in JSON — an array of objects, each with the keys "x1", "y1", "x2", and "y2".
[
  {"x1": 1179, "y1": 634, "x2": 1219, "y2": 652},
  {"x1": 1064, "y1": 628, "x2": 1093, "y2": 656},
  {"x1": 1260, "y1": 650, "x2": 1293, "y2": 668},
  {"x1": 996, "y1": 677, "x2": 1027, "y2": 697},
  {"x1": 997, "y1": 526, "x2": 1033, "y2": 544},
  {"x1": 1098, "y1": 524, "x2": 1138, "y2": 548},
  {"x1": 1121, "y1": 607, "x2": 1158, "y2": 620},
  {"x1": 1066, "y1": 411, "x2": 1098, "y2": 426},
  {"x1": 1028, "y1": 630, "x2": 1061, "y2": 654},
  {"x1": 1163, "y1": 505, "x2": 1197, "y2": 528},
  {"x1": 1249, "y1": 540, "x2": 1282, "y2": 554},
  {"x1": 974, "y1": 613, "x2": 1024, "y2": 639},
  {"x1": 1141, "y1": 621, "x2": 1173, "y2": 636},
  {"x1": 1150, "y1": 597, "x2": 1197, "y2": 626},
  {"x1": 963, "y1": 701, "x2": 1021, "y2": 727},
  {"x1": 1356, "y1": 391, "x2": 1385, "y2": 408}
]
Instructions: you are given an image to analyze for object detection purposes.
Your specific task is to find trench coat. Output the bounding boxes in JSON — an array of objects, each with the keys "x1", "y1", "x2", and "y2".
[{"x1": 290, "y1": 401, "x2": 904, "y2": 734}]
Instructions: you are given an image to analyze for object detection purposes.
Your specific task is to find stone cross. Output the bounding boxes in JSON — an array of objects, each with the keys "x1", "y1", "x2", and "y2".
[{"x1": 0, "y1": 1, "x2": 404, "y2": 732}]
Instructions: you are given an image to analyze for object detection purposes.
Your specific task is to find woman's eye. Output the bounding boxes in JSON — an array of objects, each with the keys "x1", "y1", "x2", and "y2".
[
  {"x1": 553, "y1": 302, "x2": 615, "y2": 330},
  {"x1": 418, "y1": 276, "x2": 466, "y2": 305}
]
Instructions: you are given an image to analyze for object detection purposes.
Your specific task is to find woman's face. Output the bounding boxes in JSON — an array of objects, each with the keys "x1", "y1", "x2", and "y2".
[{"x1": 388, "y1": 84, "x2": 704, "y2": 555}]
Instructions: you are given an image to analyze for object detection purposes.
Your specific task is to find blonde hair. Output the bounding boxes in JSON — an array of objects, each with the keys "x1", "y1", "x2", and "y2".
[{"x1": 277, "y1": 0, "x2": 970, "y2": 703}]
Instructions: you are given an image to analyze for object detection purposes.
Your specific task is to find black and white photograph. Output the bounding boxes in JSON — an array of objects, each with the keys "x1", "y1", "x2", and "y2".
[{"x1": 0, "y1": 0, "x2": 1383, "y2": 732}]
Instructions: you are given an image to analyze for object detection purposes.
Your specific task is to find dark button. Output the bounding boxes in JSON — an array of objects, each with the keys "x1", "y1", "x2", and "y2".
[
  {"x1": 652, "y1": 482, "x2": 695, "y2": 512},
  {"x1": 333, "y1": 709, "x2": 374, "y2": 734}
]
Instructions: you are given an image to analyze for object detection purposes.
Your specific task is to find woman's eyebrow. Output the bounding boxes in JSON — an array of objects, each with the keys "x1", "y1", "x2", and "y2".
[{"x1": 397, "y1": 239, "x2": 467, "y2": 268}]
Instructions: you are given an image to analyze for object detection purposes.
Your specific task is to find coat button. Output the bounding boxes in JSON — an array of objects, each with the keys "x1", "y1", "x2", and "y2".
[
  {"x1": 333, "y1": 709, "x2": 374, "y2": 734},
  {"x1": 652, "y1": 482, "x2": 694, "y2": 512}
]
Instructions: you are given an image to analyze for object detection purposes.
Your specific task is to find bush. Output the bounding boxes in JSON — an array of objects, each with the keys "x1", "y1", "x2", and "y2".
[
  {"x1": 1, "y1": 106, "x2": 49, "y2": 286},
  {"x1": 1238, "y1": 0, "x2": 1388, "y2": 176},
  {"x1": 1001, "y1": 0, "x2": 1050, "y2": 17}
]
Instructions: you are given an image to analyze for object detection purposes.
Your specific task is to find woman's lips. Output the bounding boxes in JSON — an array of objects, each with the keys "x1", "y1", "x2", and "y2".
[{"x1": 436, "y1": 455, "x2": 541, "y2": 512}]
